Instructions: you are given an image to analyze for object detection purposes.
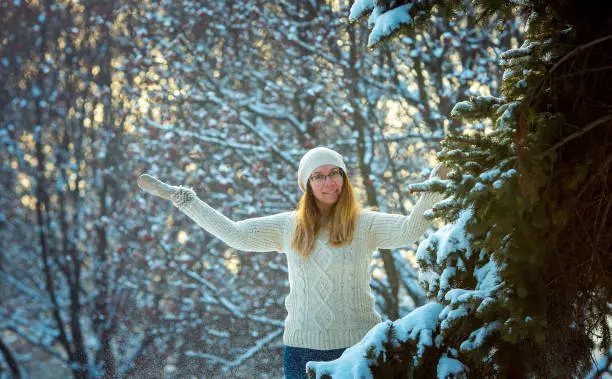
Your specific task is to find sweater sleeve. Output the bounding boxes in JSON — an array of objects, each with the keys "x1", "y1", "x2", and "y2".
[
  {"x1": 367, "y1": 191, "x2": 445, "y2": 250},
  {"x1": 171, "y1": 188, "x2": 290, "y2": 253}
]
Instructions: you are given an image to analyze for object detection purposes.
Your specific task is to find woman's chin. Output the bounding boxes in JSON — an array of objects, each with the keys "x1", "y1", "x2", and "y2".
[
  {"x1": 323, "y1": 198, "x2": 339, "y2": 206},
  {"x1": 316, "y1": 197, "x2": 338, "y2": 208}
]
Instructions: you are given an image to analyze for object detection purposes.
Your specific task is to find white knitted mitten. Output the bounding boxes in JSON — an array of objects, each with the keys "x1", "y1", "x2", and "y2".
[
  {"x1": 137, "y1": 174, "x2": 195, "y2": 206},
  {"x1": 429, "y1": 163, "x2": 449, "y2": 180},
  {"x1": 138, "y1": 174, "x2": 177, "y2": 200}
]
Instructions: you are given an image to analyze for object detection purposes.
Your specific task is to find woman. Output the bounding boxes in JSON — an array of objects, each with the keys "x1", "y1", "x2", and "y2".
[{"x1": 138, "y1": 146, "x2": 447, "y2": 379}]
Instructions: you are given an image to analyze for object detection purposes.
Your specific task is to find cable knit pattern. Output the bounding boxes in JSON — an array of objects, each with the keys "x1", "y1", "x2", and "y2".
[
  {"x1": 173, "y1": 191, "x2": 444, "y2": 350},
  {"x1": 310, "y1": 239, "x2": 337, "y2": 328}
]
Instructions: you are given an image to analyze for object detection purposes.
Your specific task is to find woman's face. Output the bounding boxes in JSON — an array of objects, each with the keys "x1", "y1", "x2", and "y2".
[{"x1": 308, "y1": 165, "x2": 344, "y2": 209}]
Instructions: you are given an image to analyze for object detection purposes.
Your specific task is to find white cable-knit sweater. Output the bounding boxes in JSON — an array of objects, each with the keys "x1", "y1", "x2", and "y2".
[{"x1": 173, "y1": 190, "x2": 444, "y2": 350}]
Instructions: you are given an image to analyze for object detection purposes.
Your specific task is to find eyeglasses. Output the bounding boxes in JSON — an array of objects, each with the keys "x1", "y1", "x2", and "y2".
[{"x1": 309, "y1": 169, "x2": 343, "y2": 185}]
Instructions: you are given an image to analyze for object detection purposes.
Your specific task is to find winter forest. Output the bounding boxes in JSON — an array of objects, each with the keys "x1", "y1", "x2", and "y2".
[{"x1": 1, "y1": 0, "x2": 611, "y2": 378}]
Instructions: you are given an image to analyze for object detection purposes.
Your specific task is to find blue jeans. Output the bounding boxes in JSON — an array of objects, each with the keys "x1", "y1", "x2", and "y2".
[{"x1": 283, "y1": 345, "x2": 346, "y2": 379}]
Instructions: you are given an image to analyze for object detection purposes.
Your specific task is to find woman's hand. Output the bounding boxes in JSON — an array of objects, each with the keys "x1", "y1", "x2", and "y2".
[
  {"x1": 137, "y1": 174, "x2": 178, "y2": 200},
  {"x1": 429, "y1": 163, "x2": 450, "y2": 180}
]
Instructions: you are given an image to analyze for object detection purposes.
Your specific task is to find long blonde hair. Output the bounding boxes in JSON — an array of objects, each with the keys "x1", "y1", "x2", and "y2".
[{"x1": 291, "y1": 171, "x2": 360, "y2": 257}]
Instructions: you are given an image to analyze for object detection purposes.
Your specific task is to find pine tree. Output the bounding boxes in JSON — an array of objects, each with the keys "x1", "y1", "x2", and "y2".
[{"x1": 308, "y1": 0, "x2": 612, "y2": 377}]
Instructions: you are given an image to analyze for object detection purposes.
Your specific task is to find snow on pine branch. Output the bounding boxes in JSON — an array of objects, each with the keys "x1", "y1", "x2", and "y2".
[
  {"x1": 349, "y1": 1, "x2": 432, "y2": 48},
  {"x1": 306, "y1": 302, "x2": 445, "y2": 379},
  {"x1": 367, "y1": 4, "x2": 414, "y2": 48},
  {"x1": 348, "y1": 0, "x2": 375, "y2": 23}
]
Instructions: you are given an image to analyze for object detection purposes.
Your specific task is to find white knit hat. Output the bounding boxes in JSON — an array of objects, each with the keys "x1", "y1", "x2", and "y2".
[{"x1": 297, "y1": 147, "x2": 347, "y2": 193}]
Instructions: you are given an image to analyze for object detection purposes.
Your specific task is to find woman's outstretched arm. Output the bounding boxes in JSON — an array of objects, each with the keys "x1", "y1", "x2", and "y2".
[
  {"x1": 138, "y1": 174, "x2": 290, "y2": 253},
  {"x1": 366, "y1": 191, "x2": 445, "y2": 250},
  {"x1": 366, "y1": 164, "x2": 448, "y2": 250}
]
